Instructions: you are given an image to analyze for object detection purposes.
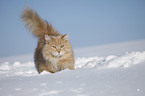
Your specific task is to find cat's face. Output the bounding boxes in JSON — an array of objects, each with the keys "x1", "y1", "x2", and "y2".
[{"x1": 45, "y1": 34, "x2": 69, "y2": 57}]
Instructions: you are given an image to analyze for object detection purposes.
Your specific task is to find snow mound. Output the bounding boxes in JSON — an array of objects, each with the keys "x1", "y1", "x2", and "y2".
[
  {"x1": 0, "y1": 61, "x2": 37, "y2": 77},
  {"x1": 76, "y1": 51, "x2": 145, "y2": 69},
  {"x1": 0, "y1": 51, "x2": 145, "y2": 77}
]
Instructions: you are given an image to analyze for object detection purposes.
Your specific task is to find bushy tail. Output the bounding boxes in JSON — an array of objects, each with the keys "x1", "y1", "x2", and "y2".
[{"x1": 21, "y1": 7, "x2": 59, "y2": 37}]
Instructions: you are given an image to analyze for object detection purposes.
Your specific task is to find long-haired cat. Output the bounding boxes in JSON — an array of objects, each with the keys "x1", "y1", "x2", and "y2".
[{"x1": 21, "y1": 7, "x2": 75, "y2": 73}]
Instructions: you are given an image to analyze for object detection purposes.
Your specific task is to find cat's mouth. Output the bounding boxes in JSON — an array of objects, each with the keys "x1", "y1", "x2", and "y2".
[{"x1": 51, "y1": 52, "x2": 63, "y2": 58}]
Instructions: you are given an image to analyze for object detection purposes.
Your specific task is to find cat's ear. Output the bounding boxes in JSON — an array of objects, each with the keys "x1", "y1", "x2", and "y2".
[
  {"x1": 62, "y1": 33, "x2": 69, "y2": 40},
  {"x1": 45, "y1": 35, "x2": 51, "y2": 41}
]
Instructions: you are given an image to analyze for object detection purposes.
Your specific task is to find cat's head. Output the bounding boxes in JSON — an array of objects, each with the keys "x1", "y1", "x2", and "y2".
[{"x1": 44, "y1": 34, "x2": 70, "y2": 57}]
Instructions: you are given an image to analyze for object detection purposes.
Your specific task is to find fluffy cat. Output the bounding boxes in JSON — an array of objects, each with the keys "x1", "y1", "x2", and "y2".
[{"x1": 21, "y1": 7, "x2": 75, "y2": 73}]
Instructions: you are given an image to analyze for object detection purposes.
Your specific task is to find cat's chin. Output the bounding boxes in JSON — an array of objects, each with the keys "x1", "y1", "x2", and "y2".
[{"x1": 57, "y1": 54, "x2": 63, "y2": 57}]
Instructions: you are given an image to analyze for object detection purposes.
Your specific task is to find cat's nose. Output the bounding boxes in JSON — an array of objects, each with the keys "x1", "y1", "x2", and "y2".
[
  {"x1": 57, "y1": 49, "x2": 61, "y2": 54},
  {"x1": 57, "y1": 50, "x2": 61, "y2": 54}
]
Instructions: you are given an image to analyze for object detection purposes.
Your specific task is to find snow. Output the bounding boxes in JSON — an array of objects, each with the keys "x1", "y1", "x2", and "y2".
[
  {"x1": 0, "y1": 40, "x2": 145, "y2": 96},
  {"x1": 76, "y1": 51, "x2": 145, "y2": 69}
]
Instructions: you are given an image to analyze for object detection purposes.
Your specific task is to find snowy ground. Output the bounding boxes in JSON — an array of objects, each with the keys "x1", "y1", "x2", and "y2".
[{"x1": 0, "y1": 40, "x2": 145, "y2": 96}]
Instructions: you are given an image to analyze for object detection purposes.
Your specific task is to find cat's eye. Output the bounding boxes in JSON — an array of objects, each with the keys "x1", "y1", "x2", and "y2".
[
  {"x1": 60, "y1": 45, "x2": 65, "y2": 48},
  {"x1": 52, "y1": 46, "x2": 56, "y2": 49}
]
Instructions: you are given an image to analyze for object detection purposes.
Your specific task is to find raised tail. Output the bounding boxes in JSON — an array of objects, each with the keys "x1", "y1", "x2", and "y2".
[{"x1": 21, "y1": 7, "x2": 59, "y2": 38}]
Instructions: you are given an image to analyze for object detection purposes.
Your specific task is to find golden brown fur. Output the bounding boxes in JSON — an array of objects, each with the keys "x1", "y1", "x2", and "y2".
[{"x1": 21, "y1": 7, "x2": 74, "y2": 73}]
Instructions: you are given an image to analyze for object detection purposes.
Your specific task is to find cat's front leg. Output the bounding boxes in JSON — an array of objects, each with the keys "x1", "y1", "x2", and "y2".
[{"x1": 57, "y1": 57, "x2": 75, "y2": 71}]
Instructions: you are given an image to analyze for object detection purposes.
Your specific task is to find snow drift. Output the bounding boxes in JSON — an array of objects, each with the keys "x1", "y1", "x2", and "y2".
[{"x1": 0, "y1": 51, "x2": 145, "y2": 77}]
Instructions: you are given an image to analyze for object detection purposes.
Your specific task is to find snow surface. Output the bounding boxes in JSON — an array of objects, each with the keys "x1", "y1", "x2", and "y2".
[{"x1": 0, "y1": 40, "x2": 145, "y2": 96}]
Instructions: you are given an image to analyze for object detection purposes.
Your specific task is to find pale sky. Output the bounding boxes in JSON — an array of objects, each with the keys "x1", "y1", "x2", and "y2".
[{"x1": 0, "y1": 0, "x2": 145, "y2": 57}]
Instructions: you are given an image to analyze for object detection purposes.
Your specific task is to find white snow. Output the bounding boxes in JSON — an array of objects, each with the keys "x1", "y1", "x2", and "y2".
[
  {"x1": 75, "y1": 51, "x2": 145, "y2": 69},
  {"x1": 0, "y1": 40, "x2": 145, "y2": 96}
]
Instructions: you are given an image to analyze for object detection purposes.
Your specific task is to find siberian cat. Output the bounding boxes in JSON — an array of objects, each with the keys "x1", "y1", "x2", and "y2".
[{"x1": 21, "y1": 7, "x2": 75, "y2": 73}]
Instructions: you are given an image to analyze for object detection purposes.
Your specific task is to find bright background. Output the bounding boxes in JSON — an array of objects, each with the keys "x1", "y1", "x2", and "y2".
[{"x1": 0, "y1": 0, "x2": 145, "y2": 57}]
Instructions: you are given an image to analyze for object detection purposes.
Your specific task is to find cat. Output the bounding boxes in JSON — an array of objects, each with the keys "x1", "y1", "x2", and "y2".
[{"x1": 21, "y1": 7, "x2": 75, "y2": 73}]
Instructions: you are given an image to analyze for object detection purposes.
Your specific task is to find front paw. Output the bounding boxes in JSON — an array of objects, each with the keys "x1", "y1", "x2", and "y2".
[{"x1": 57, "y1": 65, "x2": 65, "y2": 71}]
